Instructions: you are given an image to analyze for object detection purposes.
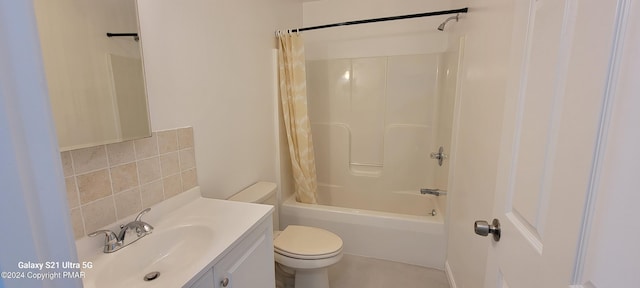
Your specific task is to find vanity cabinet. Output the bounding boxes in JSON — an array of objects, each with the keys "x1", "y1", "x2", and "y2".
[
  {"x1": 188, "y1": 215, "x2": 275, "y2": 288},
  {"x1": 213, "y1": 228, "x2": 274, "y2": 288},
  {"x1": 190, "y1": 271, "x2": 215, "y2": 288}
]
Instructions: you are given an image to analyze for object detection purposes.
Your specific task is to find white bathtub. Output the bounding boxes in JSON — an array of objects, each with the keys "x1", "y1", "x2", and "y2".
[{"x1": 279, "y1": 189, "x2": 446, "y2": 269}]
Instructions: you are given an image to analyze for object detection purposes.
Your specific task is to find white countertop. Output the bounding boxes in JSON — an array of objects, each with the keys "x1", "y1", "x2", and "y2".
[{"x1": 77, "y1": 187, "x2": 273, "y2": 288}]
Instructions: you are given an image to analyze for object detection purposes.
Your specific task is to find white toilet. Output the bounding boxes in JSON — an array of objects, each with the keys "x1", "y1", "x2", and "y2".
[{"x1": 228, "y1": 182, "x2": 343, "y2": 288}]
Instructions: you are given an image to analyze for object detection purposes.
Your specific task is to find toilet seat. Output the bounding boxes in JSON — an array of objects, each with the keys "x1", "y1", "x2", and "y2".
[
  {"x1": 229, "y1": 183, "x2": 341, "y2": 288},
  {"x1": 274, "y1": 225, "x2": 343, "y2": 260}
]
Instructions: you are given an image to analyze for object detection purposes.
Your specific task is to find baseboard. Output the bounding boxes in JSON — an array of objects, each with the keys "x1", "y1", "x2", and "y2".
[{"x1": 445, "y1": 260, "x2": 457, "y2": 288}]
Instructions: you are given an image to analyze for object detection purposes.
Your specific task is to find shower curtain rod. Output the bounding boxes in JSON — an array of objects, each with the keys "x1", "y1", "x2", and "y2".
[
  {"x1": 106, "y1": 33, "x2": 140, "y2": 41},
  {"x1": 106, "y1": 33, "x2": 138, "y2": 38},
  {"x1": 287, "y1": 7, "x2": 468, "y2": 32}
]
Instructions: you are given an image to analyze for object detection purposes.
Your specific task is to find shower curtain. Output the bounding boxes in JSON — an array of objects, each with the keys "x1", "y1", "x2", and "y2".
[{"x1": 277, "y1": 31, "x2": 318, "y2": 204}]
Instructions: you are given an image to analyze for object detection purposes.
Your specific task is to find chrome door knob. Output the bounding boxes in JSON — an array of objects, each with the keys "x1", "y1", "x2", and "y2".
[
  {"x1": 474, "y1": 218, "x2": 501, "y2": 241},
  {"x1": 221, "y1": 277, "x2": 229, "y2": 287}
]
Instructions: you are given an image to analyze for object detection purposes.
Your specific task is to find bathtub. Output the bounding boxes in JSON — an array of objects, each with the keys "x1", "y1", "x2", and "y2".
[{"x1": 279, "y1": 189, "x2": 446, "y2": 269}]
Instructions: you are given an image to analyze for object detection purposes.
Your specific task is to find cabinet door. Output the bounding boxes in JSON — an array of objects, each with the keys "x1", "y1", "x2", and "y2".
[
  {"x1": 190, "y1": 269, "x2": 214, "y2": 288},
  {"x1": 215, "y1": 232, "x2": 275, "y2": 288}
]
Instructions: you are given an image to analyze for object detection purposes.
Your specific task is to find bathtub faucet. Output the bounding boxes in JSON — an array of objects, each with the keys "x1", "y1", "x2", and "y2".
[{"x1": 420, "y1": 188, "x2": 447, "y2": 196}]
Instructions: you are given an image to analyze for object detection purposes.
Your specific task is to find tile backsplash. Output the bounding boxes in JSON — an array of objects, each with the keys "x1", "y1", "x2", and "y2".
[{"x1": 62, "y1": 127, "x2": 198, "y2": 239}]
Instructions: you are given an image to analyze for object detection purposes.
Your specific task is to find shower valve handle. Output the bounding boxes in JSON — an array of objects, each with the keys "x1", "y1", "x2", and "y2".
[{"x1": 430, "y1": 146, "x2": 448, "y2": 166}]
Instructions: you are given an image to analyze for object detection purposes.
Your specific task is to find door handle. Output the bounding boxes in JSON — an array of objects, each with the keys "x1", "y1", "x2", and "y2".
[{"x1": 474, "y1": 218, "x2": 501, "y2": 241}]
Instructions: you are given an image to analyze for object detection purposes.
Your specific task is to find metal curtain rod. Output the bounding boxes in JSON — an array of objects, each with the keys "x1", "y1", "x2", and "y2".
[
  {"x1": 106, "y1": 33, "x2": 140, "y2": 41},
  {"x1": 294, "y1": 8, "x2": 468, "y2": 32}
]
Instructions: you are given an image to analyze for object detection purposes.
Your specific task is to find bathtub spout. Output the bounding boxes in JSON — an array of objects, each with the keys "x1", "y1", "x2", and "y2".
[{"x1": 420, "y1": 188, "x2": 447, "y2": 196}]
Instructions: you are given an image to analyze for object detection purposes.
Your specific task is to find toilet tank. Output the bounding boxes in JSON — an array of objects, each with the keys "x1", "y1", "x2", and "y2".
[{"x1": 228, "y1": 181, "x2": 279, "y2": 230}]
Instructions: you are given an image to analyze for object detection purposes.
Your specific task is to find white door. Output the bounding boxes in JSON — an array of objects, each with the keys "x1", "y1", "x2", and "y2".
[{"x1": 480, "y1": 0, "x2": 637, "y2": 287}]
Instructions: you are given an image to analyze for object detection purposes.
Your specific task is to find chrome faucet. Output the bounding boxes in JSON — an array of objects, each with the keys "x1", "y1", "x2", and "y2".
[
  {"x1": 89, "y1": 208, "x2": 154, "y2": 253},
  {"x1": 117, "y1": 208, "x2": 154, "y2": 242},
  {"x1": 87, "y1": 230, "x2": 119, "y2": 253},
  {"x1": 420, "y1": 188, "x2": 447, "y2": 196}
]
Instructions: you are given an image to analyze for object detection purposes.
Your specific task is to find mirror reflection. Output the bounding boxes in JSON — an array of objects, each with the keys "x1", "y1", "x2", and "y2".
[{"x1": 34, "y1": 0, "x2": 151, "y2": 151}]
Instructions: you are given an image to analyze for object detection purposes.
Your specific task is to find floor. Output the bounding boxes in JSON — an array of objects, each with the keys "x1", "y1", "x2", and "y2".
[{"x1": 276, "y1": 254, "x2": 450, "y2": 288}]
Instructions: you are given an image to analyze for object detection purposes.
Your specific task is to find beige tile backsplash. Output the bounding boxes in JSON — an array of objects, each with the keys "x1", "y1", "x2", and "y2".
[
  {"x1": 160, "y1": 152, "x2": 180, "y2": 176},
  {"x1": 81, "y1": 197, "x2": 117, "y2": 234},
  {"x1": 157, "y1": 130, "x2": 178, "y2": 154},
  {"x1": 77, "y1": 170, "x2": 111, "y2": 204},
  {"x1": 179, "y1": 148, "x2": 196, "y2": 170},
  {"x1": 137, "y1": 157, "x2": 162, "y2": 184},
  {"x1": 71, "y1": 146, "x2": 108, "y2": 174},
  {"x1": 140, "y1": 181, "x2": 164, "y2": 207},
  {"x1": 134, "y1": 134, "x2": 159, "y2": 159},
  {"x1": 106, "y1": 141, "x2": 136, "y2": 166},
  {"x1": 62, "y1": 127, "x2": 198, "y2": 239},
  {"x1": 110, "y1": 162, "x2": 139, "y2": 193},
  {"x1": 177, "y1": 127, "x2": 194, "y2": 149},
  {"x1": 162, "y1": 174, "x2": 183, "y2": 199}
]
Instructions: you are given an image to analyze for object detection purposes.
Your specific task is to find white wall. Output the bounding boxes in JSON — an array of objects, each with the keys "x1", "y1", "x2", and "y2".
[
  {"x1": 137, "y1": 0, "x2": 302, "y2": 199},
  {"x1": 302, "y1": 0, "x2": 452, "y2": 60},
  {"x1": 445, "y1": 0, "x2": 515, "y2": 287}
]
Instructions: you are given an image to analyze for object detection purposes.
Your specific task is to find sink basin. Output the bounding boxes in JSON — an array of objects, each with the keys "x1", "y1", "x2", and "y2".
[
  {"x1": 84, "y1": 224, "x2": 214, "y2": 288},
  {"x1": 78, "y1": 190, "x2": 275, "y2": 288}
]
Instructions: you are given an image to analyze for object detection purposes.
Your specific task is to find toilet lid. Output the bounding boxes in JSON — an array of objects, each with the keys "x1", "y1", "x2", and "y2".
[{"x1": 274, "y1": 225, "x2": 343, "y2": 259}]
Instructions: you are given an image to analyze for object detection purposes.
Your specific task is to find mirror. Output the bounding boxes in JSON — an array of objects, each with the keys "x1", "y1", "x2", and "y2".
[{"x1": 34, "y1": 0, "x2": 151, "y2": 151}]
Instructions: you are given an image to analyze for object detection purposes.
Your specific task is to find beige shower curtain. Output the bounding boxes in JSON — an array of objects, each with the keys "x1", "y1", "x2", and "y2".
[{"x1": 277, "y1": 31, "x2": 318, "y2": 204}]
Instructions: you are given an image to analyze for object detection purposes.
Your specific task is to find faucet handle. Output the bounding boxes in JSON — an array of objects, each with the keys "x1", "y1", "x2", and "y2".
[
  {"x1": 135, "y1": 208, "x2": 151, "y2": 221},
  {"x1": 88, "y1": 230, "x2": 117, "y2": 243},
  {"x1": 89, "y1": 230, "x2": 120, "y2": 253},
  {"x1": 133, "y1": 208, "x2": 154, "y2": 236}
]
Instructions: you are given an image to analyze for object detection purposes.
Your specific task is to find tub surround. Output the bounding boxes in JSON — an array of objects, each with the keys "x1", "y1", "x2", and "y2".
[
  {"x1": 293, "y1": 42, "x2": 456, "y2": 274},
  {"x1": 306, "y1": 53, "x2": 456, "y2": 217},
  {"x1": 61, "y1": 127, "x2": 198, "y2": 239},
  {"x1": 315, "y1": 186, "x2": 441, "y2": 217},
  {"x1": 307, "y1": 54, "x2": 444, "y2": 193},
  {"x1": 295, "y1": 2, "x2": 459, "y2": 273}
]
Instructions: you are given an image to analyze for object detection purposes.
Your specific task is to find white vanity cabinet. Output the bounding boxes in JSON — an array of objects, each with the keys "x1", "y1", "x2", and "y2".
[
  {"x1": 213, "y1": 224, "x2": 274, "y2": 288},
  {"x1": 188, "y1": 215, "x2": 275, "y2": 288},
  {"x1": 190, "y1": 271, "x2": 215, "y2": 288},
  {"x1": 77, "y1": 190, "x2": 276, "y2": 288}
]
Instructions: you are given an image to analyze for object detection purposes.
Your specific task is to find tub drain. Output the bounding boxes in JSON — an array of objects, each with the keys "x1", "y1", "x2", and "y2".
[{"x1": 143, "y1": 271, "x2": 160, "y2": 281}]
